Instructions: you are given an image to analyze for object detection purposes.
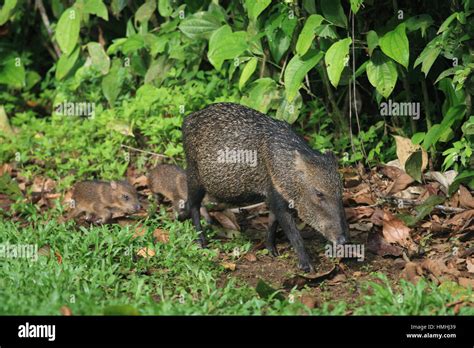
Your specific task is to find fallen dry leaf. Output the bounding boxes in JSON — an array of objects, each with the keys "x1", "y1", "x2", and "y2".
[
  {"x1": 402, "y1": 258, "x2": 461, "y2": 285},
  {"x1": 393, "y1": 135, "x2": 428, "y2": 171},
  {"x1": 444, "y1": 210, "x2": 474, "y2": 229},
  {"x1": 345, "y1": 206, "x2": 374, "y2": 222},
  {"x1": 420, "y1": 259, "x2": 460, "y2": 278},
  {"x1": 386, "y1": 173, "x2": 414, "y2": 194},
  {"x1": 366, "y1": 231, "x2": 403, "y2": 257},
  {"x1": 131, "y1": 224, "x2": 147, "y2": 239},
  {"x1": 424, "y1": 171, "x2": 457, "y2": 193},
  {"x1": 382, "y1": 211, "x2": 415, "y2": 251},
  {"x1": 401, "y1": 262, "x2": 423, "y2": 284},
  {"x1": 31, "y1": 176, "x2": 56, "y2": 193},
  {"x1": 54, "y1": 250, "x2": 63, "y2": 264},
  {"x1": 458, "y1": 277, "x2": 474, "y2": 289},
  {"x1": 244, "y1": 253, "x2": 257, "y2": 262},
  {"x1": 211, "y1": 210, "x2": 240, "y2": 231},
  {"x1": 221, "y1": 261, "x2": 236, "y2": 271},
  {"x1": 153, "y1": 228, "x2": 170, "y2": 244},
  {"x1": 458, "y1": 186, "x2": 474, "y2": 209},
  {"x1": 60, "y1": 306, "x2": 73, "y2": 316},
  {"x1": 137, "y1": 247, "x2": 155, "y2": 258},
  {"x1": 299, "y1": 295, "x2": 318, "y2": 309},
  {"x1": 466, "y1": 258, "x2": 474, "y2": 273}
]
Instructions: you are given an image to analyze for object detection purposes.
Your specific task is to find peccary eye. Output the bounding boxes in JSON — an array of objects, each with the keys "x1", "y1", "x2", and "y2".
[
  {"x1": 123, "y1": 194, "x2": 130, "y2": 201},
  {"x1": 312, "y1": 190, "x2": 324, "y2": 199}
]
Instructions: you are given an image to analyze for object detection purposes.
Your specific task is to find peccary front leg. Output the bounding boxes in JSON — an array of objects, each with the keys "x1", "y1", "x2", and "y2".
[
  {"x1": 187, "y1": 180, "x2": 207, "y2": 248},
  {"x1": 266, "y1": 212, "x2": 279, "y2": 256},
  {"x1": 267, "y1": 189, "x2": 314, "y2": 272}
]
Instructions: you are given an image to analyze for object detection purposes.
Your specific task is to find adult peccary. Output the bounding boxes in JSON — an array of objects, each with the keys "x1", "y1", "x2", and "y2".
[{"x1": 182, "y1": 103, "x2": 349, "y2": 272}]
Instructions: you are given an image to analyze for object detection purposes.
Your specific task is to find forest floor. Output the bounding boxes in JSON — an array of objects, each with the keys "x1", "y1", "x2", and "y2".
[{"x1": 0, "y1": 159, "x2": 473, "y2": 315}]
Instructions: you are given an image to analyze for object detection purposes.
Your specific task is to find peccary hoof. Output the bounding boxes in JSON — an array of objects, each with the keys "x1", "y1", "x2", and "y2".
[
  {"x1": 266, "y1": 244, "x2": 279, "y2": 257},
  {"x1": 196, "y1": 234, "x2": 207, "y2": 248},
  {"x1": 298, "y1": 261, "x2": 314, "y2": 273}
]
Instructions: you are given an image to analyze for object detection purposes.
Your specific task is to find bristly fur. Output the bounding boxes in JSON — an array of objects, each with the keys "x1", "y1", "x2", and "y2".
[
  {"x1": 182, "y1": 102, "x2": 349, "y2": 271},
  {"x1": 69, "y1": 180, "x2": 140, "y2": 224}
]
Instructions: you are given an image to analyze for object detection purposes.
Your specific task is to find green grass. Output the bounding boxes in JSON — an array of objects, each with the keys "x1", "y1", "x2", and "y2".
[{"x1": 0, "y1": 209, "x2": 472, "y2": 315}]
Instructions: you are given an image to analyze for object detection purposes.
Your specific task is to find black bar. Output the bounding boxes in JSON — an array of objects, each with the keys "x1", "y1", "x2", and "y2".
[{"x1": 0, "y1": 316, "x2": 472, "y2": 346}]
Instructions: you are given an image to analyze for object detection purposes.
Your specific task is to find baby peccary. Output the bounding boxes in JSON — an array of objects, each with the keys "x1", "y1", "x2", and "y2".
[
  {"x1": 68, "y1": 180, "x2": 141, "y2": 224},
  {"x1": 183, "y1": 103, "x2": 349, "y2": 272},
  {"x1": 148, "y1": 164, "x2": 211, "y2": 222}
]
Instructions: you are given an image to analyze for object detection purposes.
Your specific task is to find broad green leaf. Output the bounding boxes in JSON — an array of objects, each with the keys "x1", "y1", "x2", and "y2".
[
  {"x1": 111, "y1": 0, "x2": 127, "y2": 17},
  {"x1": 437, "y1": 12, "x2": 458, "y2": 34},
  {"x1": 239, "y1": 57, "x2": 258, "y2": 90},
  {"x1": 0, "y1": 54, "x2": 25, "y2": 88},
  {"x1": 422, "y1": 105, "x2": 466, "y2": 149},
  {"x1": 353, "y1": 60, "x2": 368, "y2": 80},
  {"x1": 414, "y1": 37, "x2": 442, "y2": 77},
  {"x1": 434, "y1": 67, "x2": 461, "y2": 84},
  {"x1": 144, "y1": 56, "x2": 171, "y2": 85},
  {"x1": 244, "y1": 0, "x2": 271, "y2": 21},
  {"x1": 208, "y1": 25, "x2": 248, "y2": 71},
  {"x1": 87, "y1": 42, "x2": 110, "y2": 74},
  {"x1": 449, "y1": 170, "x2": 474, "y2": 195},
  {"x1": 314, "y1": 24, "x2": 338, "y2": 39},
  {"x1": 379, "y1": 23, "x2": 409, "y2": 68},
  {"x1": 121, "y1": 34, "x2": 146, "y2": 54},
  {"x1": 405, "y1": 150, "x2": 423, "y2": 182},
  {"x1": 107, "y1": 38, "x2": 127, "y2": 54},
  {"x1": 350, "y1": 0, "x2": 364, "y2": 14},
  {"x1": 158, "y1": 0, "x2": 173, "y2": 17},
  {"x1": 295, "y1": 14, "x2": 324, "y2": 56},
  {"x1": 84, "y1": 0, "x2": 108, "y2": 20},
  {"x1": 240, "y1": 78, "x2": 279, "y2": 113},
  {"x1": 284, "y1": 49, "x2": 324, "y2": 102},
  {"x1": 25, "y1": 71, "x2": 41, "y2": 90},
  {"x1": 462, "y1": 116, "x2": 474, "y2": 135},
  {"x1": 302, "y1": 0, "x2": 317, "y2": 14},
  {"x1": 366, "y1": 30, "x2": 378, "y2": 56},
  {"x1": 56, "y1": 7, "x2": 81, "y2": 55},
  {"x1": 135, "y1": 0, "x2": 156, "y2": 23},
  {"x1": 366, "y1": 51, "x2": 398, "y2": 98},
  {"x1": 405, "y1": 14, "x2": 433, "y2": 37},
  {"x1": 321, "y1": 0, "x2": 347, "y2": 28},
  {"x1": 411, "y1": 132, "x2": 425, "y2": 145},
  {"x1": 0, "y1": 0, "x2": 17, "y2": 25},
  {"x1": 398, "y1": 195, "x2": 445, "y2": 226},
  {"x1": 178, "y1": 11, "x2": 222, "y2": 39},
  {"x1": 0, "y1": 106, "x2": 13, "y2": 136},
  {"x1": 56, "y1": 45, "x2": 80, "y2": 80},
  {"x1": 102, "y1": 59, "x2": 125, "y2": 106},
  {"x1": 275, "y1": 92, "x2": 303, "y2": 124},
  {"x1": 325, "y1": 37, "x2": 351, "y2": 88},
  {"x1": 265, "y1": 10, "x2": 297, "y2": 63}
]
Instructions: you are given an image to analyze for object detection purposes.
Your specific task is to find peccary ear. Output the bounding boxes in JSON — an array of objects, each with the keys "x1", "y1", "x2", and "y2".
[
  {"x1": 293, "y1": 150, "x2": 310, "y2": 172},
  {"x1": 110, "y1": 181, "x2": 118, "y2": 190}
]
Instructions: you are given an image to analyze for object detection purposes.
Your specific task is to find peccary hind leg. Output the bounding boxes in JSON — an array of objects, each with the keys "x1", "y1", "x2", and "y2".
[
  {"x1": 187, "y1": 180, "x2": 207, "y2": 248},
  {"x1": 267, "y1": 189, "x2": 313, "y2": 272},
  {"x1": 266, "y1": 212, "x2": 279, "y2": 256}
]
